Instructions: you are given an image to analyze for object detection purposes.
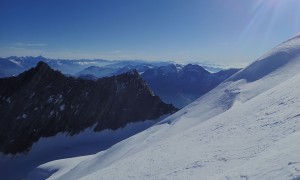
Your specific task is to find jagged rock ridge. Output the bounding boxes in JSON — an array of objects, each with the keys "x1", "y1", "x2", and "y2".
[{"x1": 0, "y1": 62, "x2": 177, "y2": 154}]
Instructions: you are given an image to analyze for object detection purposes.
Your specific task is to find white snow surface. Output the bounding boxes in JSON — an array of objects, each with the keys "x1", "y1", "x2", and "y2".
[
  {"x1": 0, "y1": 117, "x2": 166, "y2": 180},
  {"x1": 25, "y1": 35, "x2": 300, "y2": 179}
]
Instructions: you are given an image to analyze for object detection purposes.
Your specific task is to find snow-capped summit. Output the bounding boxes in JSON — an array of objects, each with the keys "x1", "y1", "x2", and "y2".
[{"x1": 29, "y1": 35, "x2": 300, "y2": 179}]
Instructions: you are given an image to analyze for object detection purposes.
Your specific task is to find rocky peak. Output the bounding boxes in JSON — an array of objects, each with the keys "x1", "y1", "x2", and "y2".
[
  {"x1": 0, "y1": 63, "x2": 177, "y2": 154},
  {"x1": 182, "y1": 64, "x2": 210, "y2": 75},
  {"x1": 36, "y1": 61, "x2": 51, "y2": 70},
  {"x1": 122, "y1": 69, "x2": 140, "y2": 77}
]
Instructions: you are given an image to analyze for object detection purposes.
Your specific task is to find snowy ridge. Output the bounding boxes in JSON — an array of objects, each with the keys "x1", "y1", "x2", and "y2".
[
  {"x1": 263, "y1": 34, "x2": 300, "y2": 58},
  {"x1": 29, "y1": 35, "x2": 300, "y2": 179}
]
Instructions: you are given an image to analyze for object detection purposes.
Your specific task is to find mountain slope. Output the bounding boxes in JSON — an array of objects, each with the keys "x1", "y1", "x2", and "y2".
[
  {"x1": 30, "y1": 35, "x2": 300, "y2": 179},
  {"x1": 0, "y1": 62, "x2": 177, "y2": 154}
]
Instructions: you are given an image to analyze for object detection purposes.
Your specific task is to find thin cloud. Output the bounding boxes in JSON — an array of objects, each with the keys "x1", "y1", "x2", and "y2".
[{"x1": 13, "y1": 42, "x2": 47, "y2": 47}]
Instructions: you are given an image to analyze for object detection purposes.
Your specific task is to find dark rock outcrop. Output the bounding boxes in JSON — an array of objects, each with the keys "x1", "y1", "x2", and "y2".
[{"x1": 0, "y1": 62, "x2": 177, "y2": 154}]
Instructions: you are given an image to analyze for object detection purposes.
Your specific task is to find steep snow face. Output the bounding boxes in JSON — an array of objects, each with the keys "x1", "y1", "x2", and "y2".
[{"x1": 29, "y1": 35, "x2": 300, "y2": 179}]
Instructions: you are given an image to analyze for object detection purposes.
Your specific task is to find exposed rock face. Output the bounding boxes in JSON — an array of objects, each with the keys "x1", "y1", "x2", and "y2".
[{"x1": 0, "y1": 62, "x2": 177, "y2": 154}]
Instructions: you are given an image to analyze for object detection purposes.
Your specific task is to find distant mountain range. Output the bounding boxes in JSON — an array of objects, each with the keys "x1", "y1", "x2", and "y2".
[
  {"x1": 0, "y1": 56, "x2": 171, "y2": 77},
  {"x1": 141, "y1": 64, "x2": 240, "y2": 108},
  {"x1": 0, "y1": 56, "x2": 229, "y2": 78},
  {"x1": 0, "y1": 62, "x2": 177, "y2": 154},
  {"x1": 78, "y1": 63, "x2": 240, "y2": 108},
  {"x1": 76, "y1": 64, "x2": 156, "y2": 78},
  {"x1": 0, "y1": 56, "x2": 240, "y2": 108}
]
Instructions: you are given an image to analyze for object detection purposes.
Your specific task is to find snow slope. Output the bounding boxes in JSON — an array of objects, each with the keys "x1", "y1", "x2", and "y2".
[
  {"x1": 0, "y1": 117, "x2": 167, "y2": 180},
  {"x1": 29, "y1": 35, "x2": 300, "y2": 179}
]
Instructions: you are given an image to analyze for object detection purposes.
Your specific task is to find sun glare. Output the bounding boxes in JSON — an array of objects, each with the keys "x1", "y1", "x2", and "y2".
[{"x1": 241, "y1": 0, "x2": 300, "y2": 42}]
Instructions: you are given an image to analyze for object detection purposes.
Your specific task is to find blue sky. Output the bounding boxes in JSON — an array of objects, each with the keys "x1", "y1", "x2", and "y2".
[{"x1": 1, "y1": 0, "x2": 300, "y2": 66}]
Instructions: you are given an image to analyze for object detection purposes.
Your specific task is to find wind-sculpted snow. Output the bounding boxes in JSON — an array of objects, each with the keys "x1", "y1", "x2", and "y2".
[
  {"x1": 26, "y1": 35, "x2": 300, "y2": 179},
  {"x1": 230, "y1": 35, "x2": 300, "y2": 82}
]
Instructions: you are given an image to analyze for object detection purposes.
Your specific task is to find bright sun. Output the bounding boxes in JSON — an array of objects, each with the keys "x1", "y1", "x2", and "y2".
[{"x1": 241, "y1": 0, "x2": 300, "y2": 41}]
